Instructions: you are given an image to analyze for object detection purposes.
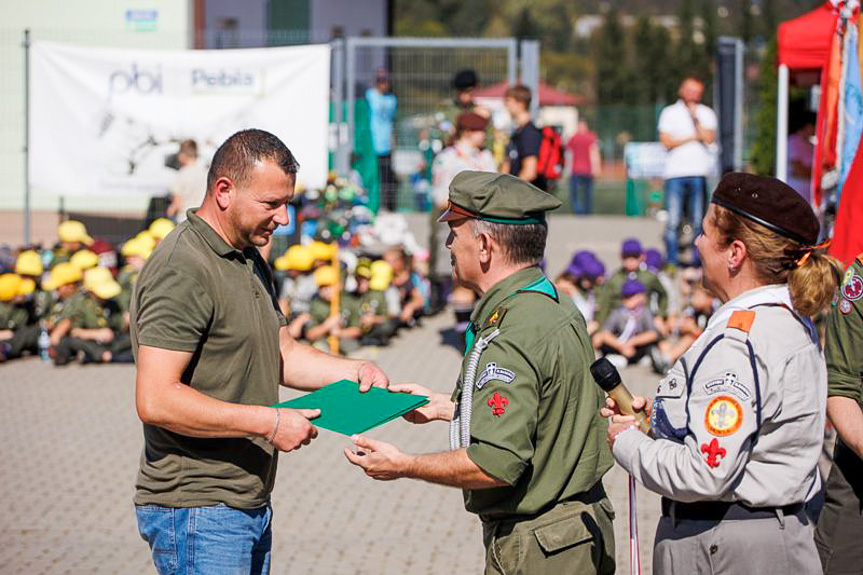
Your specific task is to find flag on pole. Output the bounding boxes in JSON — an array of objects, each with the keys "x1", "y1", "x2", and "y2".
[
  {"x1": 839, "y1": 25, "x2": 863, "y2": 195},
  {"x1": 830, "y1": 141, "x2": 863, "y2": 264}
]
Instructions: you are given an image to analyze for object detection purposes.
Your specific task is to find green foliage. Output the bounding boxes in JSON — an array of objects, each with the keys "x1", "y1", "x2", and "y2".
[
  {"x1": 751, "y1": 37, "x2": 777, "y2": 175},
  {"x1": 595, "y1": 7, "x2": 629, "y2": 104}
]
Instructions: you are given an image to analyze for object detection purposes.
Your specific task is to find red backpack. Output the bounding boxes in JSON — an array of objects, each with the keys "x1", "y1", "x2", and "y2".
[{"x1": 537, "y1": 126, "x2": 564, "y2": 180}]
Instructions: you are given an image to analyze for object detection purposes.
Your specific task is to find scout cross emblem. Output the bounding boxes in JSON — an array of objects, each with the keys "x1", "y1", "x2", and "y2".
[
  {"x1": 700, "y1": 438, "x2": 726, "y2": 468},
  {"x1": 488, "y1": 392, "x2": 509, "y2": 417}
]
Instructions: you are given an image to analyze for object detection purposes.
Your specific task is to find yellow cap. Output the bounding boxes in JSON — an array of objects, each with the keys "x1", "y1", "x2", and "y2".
[
  {"x1": 285, "y1": 245, "x2": 314, "y2": 271},
  {"x1": 90, "y1": 278, "x2": 122, "y2": 300},
  {"x1": 58, "y1": 220, "x2": 93, "y2": 245},
  {"x1": 70, "y1": 249, "x2": 99, "y2": 271},
  {"x1": 14, "y1": 250, "x2": 43, "y2": 277},
  {"x1": 369, "y1": 276, "x2": 390, "y2": 291},
  {"x1": 121, "y1": 238, "x2": 153, "y2": 259},
  {"x1": 313, "y1": 265, "x2": 339, "y2": 287},
  {"x1": 0, "y1": 274, "x2": 22, "y2": 302},
  {"x1": 17, "y1": 278, "x2": 35, "y2": 297},
  {"x1": 310, "y1": 241, "x2": 336, "y2": 261},
  {"x1": 136, "y1": 231, "x2": 157, "y2": 251},
  {"x1": 148, "y1": 218, "x2": 175, "y2": 240},
  {"x1": 43, "y1": 262, "x2": 83, "y2": 290},
  {"x1": 370, "y1": 260, "x2": 394, "y2": 280},
  {"x1": 83, "y1": 267, "x2": 113, "y2": 291}
]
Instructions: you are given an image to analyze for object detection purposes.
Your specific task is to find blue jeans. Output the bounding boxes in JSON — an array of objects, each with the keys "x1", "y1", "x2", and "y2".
[
  {"x1": 136, "y1": 503, "x2": 273, "y2": 575},
  {"x1": 664, "y1": 176, "x2": 707, "y2": 265},
  {"x1": 569, "y1": 174, "x2": 594, "y2": 215}
]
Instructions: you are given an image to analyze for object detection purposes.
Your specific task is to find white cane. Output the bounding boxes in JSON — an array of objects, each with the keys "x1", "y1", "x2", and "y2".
[{"x1": 629, "y1": 475, "x2": 642, "y2": 575}]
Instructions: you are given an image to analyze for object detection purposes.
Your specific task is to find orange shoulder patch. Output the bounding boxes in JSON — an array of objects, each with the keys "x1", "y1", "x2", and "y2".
[
  {"x1": 856, "y1": 252, "x2": 863, "y2": 266},
  {"x1": 726, "y1": 310, "x2": 755, "y2": 333}
]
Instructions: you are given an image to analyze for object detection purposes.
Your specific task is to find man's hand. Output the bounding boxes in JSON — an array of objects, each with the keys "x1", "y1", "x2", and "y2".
[
  {"x1": 269, "y1": 408, "x2": 320, "y2": 452},
  {"x1": 357, "y1": 361, "x2": 389, "y2": 392},
  {"x1": 344, "y1": 435, "x2": 411, "y2": 481},
  {"x1": 390, "y1": 383, "x2": 455, "y2": 423}
]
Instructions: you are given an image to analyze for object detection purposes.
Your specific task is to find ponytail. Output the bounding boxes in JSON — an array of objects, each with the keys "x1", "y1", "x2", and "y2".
[{"x1": 788, "y1": 251, "x2": 843, "y2": 317}]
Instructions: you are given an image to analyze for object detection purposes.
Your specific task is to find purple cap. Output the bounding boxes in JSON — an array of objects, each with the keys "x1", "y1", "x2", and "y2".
[
  {"x1": 621, "y1": 279, "x2": 646, "y2": 298},
  {"x1": 565, "y1": 263, "x2": 582, "y2": 278},
  {"x1": 582, "y1": 258, "x2": 605, "y2": 279},
  {"x1": 644, "y1": 248, "x2": 663, "y2": 273},
  {"x1": 571, "y1": 250, "x2": 596, "y2": 268},
  {"x1": 621, "y1": 238, "x2": 643, "y2": 257}
]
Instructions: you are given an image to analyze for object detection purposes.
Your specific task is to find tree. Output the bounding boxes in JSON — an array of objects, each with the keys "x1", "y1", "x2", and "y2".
[
  {"x1": 751, "y1": 37, "x2": 777, "y2": 175},
  {"x1": 595, "y1": 7, "x2": 629, "y2": 104}
]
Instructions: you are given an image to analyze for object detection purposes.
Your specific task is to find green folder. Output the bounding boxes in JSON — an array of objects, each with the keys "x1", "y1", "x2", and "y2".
[{"x1": 271, "y1": 380, "x2": 429, "y2": 436}]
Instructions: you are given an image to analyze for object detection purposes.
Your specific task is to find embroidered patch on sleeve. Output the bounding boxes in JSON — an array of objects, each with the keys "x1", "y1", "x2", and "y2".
[
  {"x1": 487, "y1": 392, "x2": 509, "y2": 417},
  {"x1": 701, "y1": 438, "x2": 726, "y2": 468},
  {"x1": 840, "y1": 299, "x2": 853, "y2": 315},
  {"x1": 705, "y1": 395, "x2": 743, "y2": 437},
  {"x1": 476, "y1": 362, "x2": 516, "y2": 389},
  {"x1": 702, "y1": 372, "x2": 751, "y2": 400},
  {"x1": 842, "y1": 274, "x2": 863, "y2": 301}
]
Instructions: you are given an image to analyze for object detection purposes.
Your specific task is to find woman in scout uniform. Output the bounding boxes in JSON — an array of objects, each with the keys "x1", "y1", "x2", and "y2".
[
  {"x1": 814, "y1": 252, "x2": 863, "y2": 573},
  {"x1": 604, "y1": 173, "x2": 842, "y2": 574}
]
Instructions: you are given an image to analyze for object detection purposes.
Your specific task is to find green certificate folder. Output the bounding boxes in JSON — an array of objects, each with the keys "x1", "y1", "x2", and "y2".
[{"x1": 271, "y1": 380, "x2": 429, "y2": 436}]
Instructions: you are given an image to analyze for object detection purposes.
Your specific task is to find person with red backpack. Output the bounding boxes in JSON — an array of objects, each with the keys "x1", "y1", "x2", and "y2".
[{"x1": 502, "y1": 84, "x2": 551, "y2": 191}]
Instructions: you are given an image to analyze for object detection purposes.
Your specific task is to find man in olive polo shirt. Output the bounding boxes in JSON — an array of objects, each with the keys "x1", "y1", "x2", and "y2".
[
  {"x1": 345, "y1": 171, "x2": 615, "y2": 575},
  {"x1": 131, "y1": 129, "x2": 389, "y2": 575}
]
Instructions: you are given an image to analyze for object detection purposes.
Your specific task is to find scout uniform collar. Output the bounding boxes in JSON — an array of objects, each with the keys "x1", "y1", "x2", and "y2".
[{"x1": 186, "y1": 209, "x2": 244, "y2": 259}]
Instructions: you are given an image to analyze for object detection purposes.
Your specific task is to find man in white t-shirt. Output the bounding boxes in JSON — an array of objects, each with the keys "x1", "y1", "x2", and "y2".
[
  {"x1": 658, "y1": 77, "x2": 717, "y2": 265},
  {"x1": 167, "y1": 139, "x2": 208, "y2": 223}
]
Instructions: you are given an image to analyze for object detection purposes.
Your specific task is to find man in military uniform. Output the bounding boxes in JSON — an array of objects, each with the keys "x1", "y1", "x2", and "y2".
[
  {"x1": 346, "y1": 171, "x2": 615, "y2": 575},
  {"x1": 815, "y1": 252, "x2": 863, "y2": 574},
  {"x1": 595, "y1": 238, "x2": 668, "y2": 329}
]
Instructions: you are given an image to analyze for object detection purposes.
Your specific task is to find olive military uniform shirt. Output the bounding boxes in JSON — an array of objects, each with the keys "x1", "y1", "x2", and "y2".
[
  {"x1": 595, "y1": 268, "x2": 668, "y2": 326},
  {"x1": 130, "y1": 209, "x2": 286, "y2": 509},
  {"x1": 825, "y1": 257, "x2": 863, "y2": 406},
  {"x1": 454, "y1": 266, "x2": 613, "y2": 520},
  {"x1": 69, "y1": 292, "x2": 110, "y2": 330},
  {"x1": 0, "y1": 301, "x2": 32, "y2": 331},
  {"x1": 308, "y1": 292, "x2": 361, "y2": 331}
]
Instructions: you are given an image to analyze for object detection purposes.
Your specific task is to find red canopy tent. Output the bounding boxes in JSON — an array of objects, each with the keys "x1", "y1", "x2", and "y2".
[{"x1": 777, "y1": 3, "x2": 839, "y2": 69}]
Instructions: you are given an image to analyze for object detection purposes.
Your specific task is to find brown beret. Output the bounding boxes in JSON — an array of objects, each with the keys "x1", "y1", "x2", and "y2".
[
  {"x1": 711, "y1": 172, "x2": 820, "y2": 246},
  {"x1": 456, "y1": 112, "x2": 489, "y2": 132}
]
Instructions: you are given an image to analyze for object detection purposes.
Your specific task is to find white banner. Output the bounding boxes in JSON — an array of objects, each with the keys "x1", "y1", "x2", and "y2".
[{"x1": 29, "y1": 41, "x2": 330, "y2": 197}]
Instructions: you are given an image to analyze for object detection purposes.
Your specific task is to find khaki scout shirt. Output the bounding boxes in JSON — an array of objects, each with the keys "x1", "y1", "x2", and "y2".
[
  {"x1": 614, "y1": 284, "x2": 826, "y2": 507},
  {"x1": 308, "y1": 292, "x2": 361, "y2": 330},
  {"x1": 0, "y1": 301, "x2": 31, "y2": 331},
  {"x1": 454, "y1": 266, "x2": 613, "y2": 520},
  {"x1": 130, "y1": 209, "x2": 286, "y2": 509},
  {"x1": 826, "y1": 256, "x2": 863, "y2": 407},
  {"x1": 595, "y1": 268, "x2": 668, "y2": 325}
]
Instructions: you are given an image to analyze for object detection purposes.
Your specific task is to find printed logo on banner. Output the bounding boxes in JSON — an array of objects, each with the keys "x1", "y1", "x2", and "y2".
[
  {"x1": 191, "y1": 69, "x2": 265, "y2": 95},
  {"x1": 109, "y1": 64, "x2": 163, "y2": 95}
]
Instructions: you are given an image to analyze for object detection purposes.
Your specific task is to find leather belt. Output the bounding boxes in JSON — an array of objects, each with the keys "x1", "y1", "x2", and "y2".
[{"x1": 661, "y1": 497, "x2": 804, "y2": 522}]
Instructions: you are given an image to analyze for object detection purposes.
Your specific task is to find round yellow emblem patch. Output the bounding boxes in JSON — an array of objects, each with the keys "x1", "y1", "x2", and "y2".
[{"x1": 705, "y1": 396, "x2": 743, "y2": 437}]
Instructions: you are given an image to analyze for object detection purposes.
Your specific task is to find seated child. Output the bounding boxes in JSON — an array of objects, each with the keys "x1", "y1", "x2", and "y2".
[{"x1": 591, "y1": 279, "x2": 660, "y2": 369}]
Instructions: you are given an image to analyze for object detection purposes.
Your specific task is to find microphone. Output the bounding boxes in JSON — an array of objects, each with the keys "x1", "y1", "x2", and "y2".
[{"x1": 590, "y1": 357, "x2": 650, "y2": 433}]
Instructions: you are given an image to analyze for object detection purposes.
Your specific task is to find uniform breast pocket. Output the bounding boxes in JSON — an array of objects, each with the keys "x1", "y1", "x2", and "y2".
[{"x1": 651, "y1": 362, "x2": 688, "y2": 441}]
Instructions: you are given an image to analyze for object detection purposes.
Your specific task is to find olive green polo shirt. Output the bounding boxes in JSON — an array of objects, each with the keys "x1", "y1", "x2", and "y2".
[
  {"x1": 130, "y1": 209, "x2": 287, "y2": 509},
  {"x1": 454, "y1": 266, "x2": 613, "y2": 520},
  {"x1": 825, "y1": 257, "x2": 863, "y2": 407}
]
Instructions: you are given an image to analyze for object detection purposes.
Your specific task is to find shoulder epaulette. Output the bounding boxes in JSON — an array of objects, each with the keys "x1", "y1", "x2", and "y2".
[{"x1": 727, "y1": 310, "x2": 755, "y2": 333}]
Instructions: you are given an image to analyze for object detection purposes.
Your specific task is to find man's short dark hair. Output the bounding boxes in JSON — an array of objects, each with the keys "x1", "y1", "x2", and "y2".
[
  {"x1": 472, "y1": 220, "x2": 546, "y2": 266},
  {"x1": 207, "y1": 129, "x2": 299, "y2": 191},
  {"x1": 504, "y1": 85, "x2": 532, "y2": 108}
]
